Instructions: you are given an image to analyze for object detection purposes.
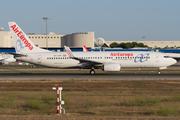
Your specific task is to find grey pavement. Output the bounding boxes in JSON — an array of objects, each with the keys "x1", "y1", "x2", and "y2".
[{"x1": 0, "y1": 72, "x2": 180, "y2": 81}]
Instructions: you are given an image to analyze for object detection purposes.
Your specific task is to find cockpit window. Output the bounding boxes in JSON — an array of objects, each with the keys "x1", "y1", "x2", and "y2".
[{"x1": 164, "y1": 56, "x2": 170, "y2": 58}]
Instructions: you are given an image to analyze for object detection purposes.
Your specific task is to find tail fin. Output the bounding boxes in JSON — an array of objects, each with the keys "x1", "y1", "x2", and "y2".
[
  {"x1": 8, "y1": 22, "x2": 50, "y2": 54},
  {"x1": 83, "y1": 45, "x2": 88, "y2": 52}
]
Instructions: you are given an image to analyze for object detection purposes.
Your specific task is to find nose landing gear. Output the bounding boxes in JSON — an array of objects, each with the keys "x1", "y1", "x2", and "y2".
[{"x1": 157, "y1": 68, "x2": 161, "y2": 75}]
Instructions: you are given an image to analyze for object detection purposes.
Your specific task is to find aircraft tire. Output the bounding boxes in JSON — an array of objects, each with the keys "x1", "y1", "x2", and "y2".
[{"x1": 90, "y1": 69, "x2": 95, "y2": 75}]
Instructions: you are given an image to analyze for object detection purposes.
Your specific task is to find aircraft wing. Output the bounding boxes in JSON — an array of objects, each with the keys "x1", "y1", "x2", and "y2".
[
  {"x1": 64, "y1": 46, "x2": 103, "y2": 67},
  {"x1": 74, "y1": 57, "x2": 102, "y2": 64}
]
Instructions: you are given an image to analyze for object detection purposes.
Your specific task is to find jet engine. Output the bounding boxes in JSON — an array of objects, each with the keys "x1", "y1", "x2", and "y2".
[{"x1": 102, "y1": 63, "x2": 121, "y2": 71}]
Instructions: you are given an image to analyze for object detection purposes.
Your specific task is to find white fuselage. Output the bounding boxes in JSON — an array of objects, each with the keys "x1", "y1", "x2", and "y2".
[{"x1": 16, "y1": 51, "x2": 176, "y2": 69}]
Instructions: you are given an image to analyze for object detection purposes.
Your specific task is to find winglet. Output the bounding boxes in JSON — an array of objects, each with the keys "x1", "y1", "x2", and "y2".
[
  {"x1": 64, "y1": 46, "x2": 74, "y2": 58},
  {"x1": 83, "y1": 45, "x2": 88, "y2": 52}
]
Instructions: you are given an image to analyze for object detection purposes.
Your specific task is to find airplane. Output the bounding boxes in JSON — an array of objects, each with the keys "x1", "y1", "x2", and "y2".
[
  {"x1": 0, "y1": 54, "x2": 16, "y2": 65},
  {"x1": 8, "y1": 22, "x2": 177, "y2": 75},
  {"x1": 83, "y1": 45, "x2": 88, "y2": 52}
]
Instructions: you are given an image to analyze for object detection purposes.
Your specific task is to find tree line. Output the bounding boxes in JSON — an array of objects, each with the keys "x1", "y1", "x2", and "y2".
[
  {"x1": 110, "y1": 42, "x2": 148, "y2": 49},
  {"x1": 154, "y1": 46, "x2": 180, "y2": 49},
  {"x1": 109, "y1": 42, "x2": 180, "y2": 49}
]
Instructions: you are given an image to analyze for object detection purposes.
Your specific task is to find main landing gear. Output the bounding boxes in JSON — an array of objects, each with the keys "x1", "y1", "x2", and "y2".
[
  {"x1": 158, "y1": 68, "x2": 161, "y2": 75},
  {"x1": 90, "y1": 69, "x2": 95, "y2": 75}
]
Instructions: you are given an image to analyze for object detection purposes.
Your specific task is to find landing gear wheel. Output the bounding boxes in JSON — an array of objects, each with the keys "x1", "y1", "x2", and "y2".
[
  {"x1": 158, "y1": 71, "x2": 161, "y2": 75},
  {"x1": 90, "y1": 69, "x2": 95, "y2": 75}
]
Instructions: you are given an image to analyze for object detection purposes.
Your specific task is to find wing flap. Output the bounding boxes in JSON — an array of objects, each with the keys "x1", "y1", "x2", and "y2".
[{"x1": 64, "y1": 46, "x2": 103, "y2": 67}]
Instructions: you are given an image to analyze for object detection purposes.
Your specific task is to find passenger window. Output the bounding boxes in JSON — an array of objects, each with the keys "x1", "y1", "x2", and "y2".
[{"x1": 164, "y1": 56, "x2": 170, "y2": 58}]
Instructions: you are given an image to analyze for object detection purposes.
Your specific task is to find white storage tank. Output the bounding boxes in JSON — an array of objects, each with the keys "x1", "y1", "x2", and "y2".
[{"x1": 62, "y1": 32, "x2": 94, "y2": 48}]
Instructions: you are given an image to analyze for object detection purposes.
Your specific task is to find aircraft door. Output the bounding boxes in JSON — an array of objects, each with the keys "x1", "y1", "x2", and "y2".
[
  {"x1": 156, "y1": 54, "x2": 159, "y2": 62},
  {"x1": 37, "y1": 55, "x2": 42, "y2": 63}
]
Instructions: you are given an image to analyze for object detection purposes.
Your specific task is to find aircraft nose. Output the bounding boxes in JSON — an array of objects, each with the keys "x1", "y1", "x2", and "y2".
[{"x1": 171, "y1": 58, "x2": 177, "y2": 65}]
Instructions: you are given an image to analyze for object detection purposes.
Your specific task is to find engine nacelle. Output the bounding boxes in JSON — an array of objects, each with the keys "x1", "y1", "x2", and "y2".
[{"x1": 102, "y1": 63, "x2": 121, "y2": 71}]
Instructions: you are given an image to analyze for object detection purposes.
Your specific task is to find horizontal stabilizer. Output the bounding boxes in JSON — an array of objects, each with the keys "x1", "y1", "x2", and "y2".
[
  {"x1": 0, "y1": 58, "x2": 6, "y2": 61},
  {"x1": 7, "y1": 52, "x2": 27, "y2": 57}
]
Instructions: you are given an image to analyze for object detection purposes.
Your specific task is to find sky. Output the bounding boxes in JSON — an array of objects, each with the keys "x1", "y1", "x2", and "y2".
[{"x1": 1, "y1": 0, "x2": 180, "y2": 41}]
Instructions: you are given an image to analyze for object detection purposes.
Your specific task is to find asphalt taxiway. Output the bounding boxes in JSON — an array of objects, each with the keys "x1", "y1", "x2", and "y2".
[{"x1": 0, "y1": 72, "x2": 180, "y2": 81}]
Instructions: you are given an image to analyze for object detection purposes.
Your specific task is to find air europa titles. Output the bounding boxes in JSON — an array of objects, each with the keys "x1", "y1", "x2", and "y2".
[
  {"x1": 110, "y1": 53, "x2": 133, "y2": 57},
  {"x1": 10, "y1": 24, "x2": 33, "y2": 50}
]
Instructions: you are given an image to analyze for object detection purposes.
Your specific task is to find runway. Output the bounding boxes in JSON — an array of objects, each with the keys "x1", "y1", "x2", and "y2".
[{"x1": 1, "y1": 73, "x2": 180, "y2": 81}]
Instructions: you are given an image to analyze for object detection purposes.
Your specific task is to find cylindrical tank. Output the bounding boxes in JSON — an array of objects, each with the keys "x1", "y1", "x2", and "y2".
[
  {"x1": 61, "y1": 35, "x2": 67, "y2": 47},
  {"x1": 68, "y1": 32, "x2": 94, "y2": 48}
]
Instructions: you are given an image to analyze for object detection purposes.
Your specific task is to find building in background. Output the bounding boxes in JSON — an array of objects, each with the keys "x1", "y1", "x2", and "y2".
[
  {"x1": 0, "y1": 28, "x2": 180, "y2": 49},
  {"x1": 27, "y1": 32, "x2": 65, "y2": 48},
  {"x1": 0, "y1": 29, "x2": 95, "y2": 49},
  {"x1": 61, "y1": 32, "x2": 94, "y2": 48},
  {"x1": 0, "y1": 28, "x2": 13, "y2": 48}
]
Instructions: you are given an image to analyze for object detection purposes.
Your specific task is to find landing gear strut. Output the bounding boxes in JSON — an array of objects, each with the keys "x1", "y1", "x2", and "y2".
[
  {"x1": 90, "y1": 69, "x2": 95, "y2": 75},
  {"x1": 158, "y1": 71, "x2": 161, "y2": 75}
]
